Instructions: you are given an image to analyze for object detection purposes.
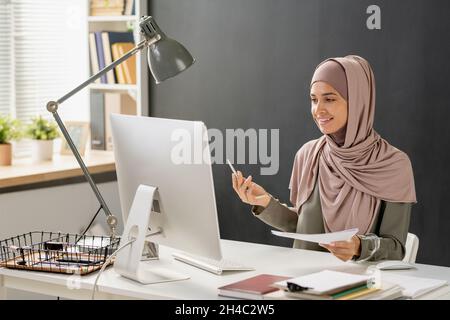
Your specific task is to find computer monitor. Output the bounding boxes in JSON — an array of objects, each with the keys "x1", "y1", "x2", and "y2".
[{"x1": 110, "y1": 114, "x2": 223, "y2": 283}]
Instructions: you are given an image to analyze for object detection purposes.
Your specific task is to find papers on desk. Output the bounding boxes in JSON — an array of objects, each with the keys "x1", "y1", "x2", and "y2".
[
  {"x1": 270, "y1": 270, "x2": 448, "y2": 300},
  {"x1": 271, "y1": 228, "x2": 358, "y2": 244},
  {"x1": 381, "y1": 274, "x2": 447, "y2": 299}
]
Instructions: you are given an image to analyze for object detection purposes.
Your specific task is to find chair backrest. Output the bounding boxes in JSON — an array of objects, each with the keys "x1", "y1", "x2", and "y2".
[{"x1": 403, "y1": 233, "x2": 419, "y2": 263}]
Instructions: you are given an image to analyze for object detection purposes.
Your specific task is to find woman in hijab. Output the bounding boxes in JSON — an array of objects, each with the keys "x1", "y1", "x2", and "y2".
[{"x1": 232, "y1": 55, "x2": 416, "y2": 262}]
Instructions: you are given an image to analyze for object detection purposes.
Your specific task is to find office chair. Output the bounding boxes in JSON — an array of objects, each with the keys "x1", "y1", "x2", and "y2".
[{"x1": 403, "y1": 233, "x2": 419, "y2": 263}]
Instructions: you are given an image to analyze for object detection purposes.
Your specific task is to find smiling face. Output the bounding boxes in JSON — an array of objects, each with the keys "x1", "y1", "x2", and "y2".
[{"x1": 310, "y1": 81, "x2": 348, "y2": 135}]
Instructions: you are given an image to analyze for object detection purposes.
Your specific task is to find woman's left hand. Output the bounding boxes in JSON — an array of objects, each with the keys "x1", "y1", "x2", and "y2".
[{"x1": 320, "y1": 235, "x2": 361, "y2": 262}]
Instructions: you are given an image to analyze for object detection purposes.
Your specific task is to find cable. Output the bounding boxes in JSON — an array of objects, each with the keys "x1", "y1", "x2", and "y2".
[
  {"x1": 76, "y1": 205, "x2": 102, "y2": 243},
  {"x1": 91, "y1": 238, "x2": 135, "y2": 300},
  {"x1": 91, "y1": 230, "x2": 161, "y2": 299}
]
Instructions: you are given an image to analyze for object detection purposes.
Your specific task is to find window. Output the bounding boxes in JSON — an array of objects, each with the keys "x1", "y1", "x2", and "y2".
[
  {"x1": 0, "y1": 0, "x2": 12, "y2": 116},
  {"x1": 1, "y1": 0, "x2": 88, "y2": 157}
]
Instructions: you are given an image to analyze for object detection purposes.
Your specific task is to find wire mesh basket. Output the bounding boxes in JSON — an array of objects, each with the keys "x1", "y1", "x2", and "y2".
[{"x1": 0, "y1": 231, "x2": 120, "y2": 275}]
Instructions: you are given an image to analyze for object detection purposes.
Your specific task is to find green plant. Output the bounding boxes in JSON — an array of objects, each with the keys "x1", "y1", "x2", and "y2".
[
  {"x1": 26, "y1": 116, "x2": 60, "y2": 140},
  {"x1": 0, "y1": 114, "x2": 22, "y2": 144}
]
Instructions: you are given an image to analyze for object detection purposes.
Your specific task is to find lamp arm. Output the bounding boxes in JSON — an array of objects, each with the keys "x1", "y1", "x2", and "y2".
[{"x1": 45, "y1": 38, "x2": 152, "y2": 237}]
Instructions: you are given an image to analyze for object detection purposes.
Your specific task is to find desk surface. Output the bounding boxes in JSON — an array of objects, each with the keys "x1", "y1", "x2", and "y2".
[
  {"x1": 0, "y1": 150, "x2": 115, "y2": 188},
  {"x1": 1, "y1": 239, "x2": 450, "y2": 300}
]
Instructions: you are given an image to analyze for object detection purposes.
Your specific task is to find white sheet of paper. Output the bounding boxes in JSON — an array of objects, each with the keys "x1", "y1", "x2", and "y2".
[{"x1": 271, "y1": 228, "x2": 359, "y2": 244}]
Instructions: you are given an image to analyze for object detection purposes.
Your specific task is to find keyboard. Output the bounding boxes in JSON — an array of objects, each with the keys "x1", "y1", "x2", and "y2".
[{"x1": 172, "y1": 252, "x2": 254, "y2": 275}]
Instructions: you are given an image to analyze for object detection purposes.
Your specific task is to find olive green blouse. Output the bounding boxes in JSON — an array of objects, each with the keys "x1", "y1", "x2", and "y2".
[{"x1": 252, "y1": 179, "x2": 411, "y2": 261}]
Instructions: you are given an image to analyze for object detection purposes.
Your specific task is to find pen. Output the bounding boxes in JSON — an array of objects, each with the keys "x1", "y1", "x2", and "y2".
[{"x1": 226, "y1": 159, "x2": 237, "y2": 175}]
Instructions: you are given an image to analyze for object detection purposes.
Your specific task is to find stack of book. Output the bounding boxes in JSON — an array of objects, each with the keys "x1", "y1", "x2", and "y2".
[
  {"x1": 271, "y1": 270, "x2": 402, "y2": 300},
  {"x1": 218, "y1": 270, "x2": 406, "y2": 300},
  {"x1": 90, "y1": 0, "x2": 125, "y2": 16},
  {"x1": 89, "y1": 31, "x2": 136, "y2": 84}
]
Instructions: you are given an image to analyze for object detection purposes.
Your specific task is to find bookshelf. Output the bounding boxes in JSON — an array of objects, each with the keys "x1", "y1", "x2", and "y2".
[{"x1": 86, "y1": 0, "x2": 148, "y2": 152}]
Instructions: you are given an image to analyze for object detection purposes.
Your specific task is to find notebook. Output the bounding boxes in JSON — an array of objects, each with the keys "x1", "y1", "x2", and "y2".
[
  {"x1": 273, "y1": 270, "x2": 370, "y2": 296},
  {"x1": 218, "y1": 274, "x2": 291, "y2": 300}
]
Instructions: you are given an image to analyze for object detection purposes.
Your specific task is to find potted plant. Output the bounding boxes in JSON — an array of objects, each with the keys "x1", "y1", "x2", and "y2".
[
  {"x1": 26, "y1": 116, "x2": 60, "y2": 162},
  {"x1": 0, "y1": 115, "x2": 22, "y2": 166}
]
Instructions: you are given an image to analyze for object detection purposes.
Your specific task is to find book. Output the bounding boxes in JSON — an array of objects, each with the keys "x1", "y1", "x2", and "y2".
[
  {"x1": 88, "y1": 33, "x2": 101, "y2": 84},
  {"x1": 280, "y1": 282, "x2": 400, "y2": 300},
  {"x1": 106, "y1": 31, "x2": 135, "y2": 50},
  {"x1": 124, "y1": 0, "x2": 135, "y2": 15},
  {"x1": 113, "y1": 42, "x2": 136, "y2": 84},
  {"x1": 218, "y1": 274, "x2": 291, "y2": 300},
  {"x1": 90, "y1": 0, "x2": 124, "y2": 8},
  {"x1": 104, "y1": 93, "x2": 137, "y2": 150},
  {"x1": 281, "y1": 284, "x2": 373, "y2": 300},
  {"x1": 94, "y1": 32, "x2": 107, "y2": 84},
  {"x1": 111, "y1": 43, "x2": 126, "y2": 84},
  {"x1": 355, "y1": 283, "x2": 403, "y2": 300},
  {"x1": 105, "y1": 32, "x2": 134, "y2": 83},
  {"x1": 90, "y1": 8, "x2": 124, "y2": 16},
  {"x1": 101, "y1": 32, "x2": 116, "y2": 84},
  {"x1": 90, "y1": 0, "x2": 124, "y2": 15},
  {"x1": 333, "y1": 286, "x2": 378, "y2": 300},
  {"x1": 90, "y1": 92, "x2": 105, "y2": 150},
  {"x1": 273, "y1": 270, "x2": 370, "y2": 296}
]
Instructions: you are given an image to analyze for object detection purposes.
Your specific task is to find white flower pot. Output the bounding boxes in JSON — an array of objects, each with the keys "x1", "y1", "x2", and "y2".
[{"x1": 31, "y1": 139, "x2": 54, "y2": 162}]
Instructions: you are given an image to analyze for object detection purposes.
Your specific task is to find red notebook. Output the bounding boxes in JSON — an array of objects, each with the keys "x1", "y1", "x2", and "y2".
[{"x1": 218, "y1": 274, "x2": 291, "y2": 300}]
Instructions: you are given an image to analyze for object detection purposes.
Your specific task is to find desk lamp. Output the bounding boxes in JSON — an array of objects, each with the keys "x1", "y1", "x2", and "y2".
[{"x1": 46, "y1": 16, "x2": 195, "y2": 237}]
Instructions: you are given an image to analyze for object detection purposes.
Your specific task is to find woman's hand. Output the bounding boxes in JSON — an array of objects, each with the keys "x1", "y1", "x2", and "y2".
[
  {"x1": 320, "y1": 235, "x2": 361, "y2": 262},
  {"x1": 232, "y1": 171, "x2": 271, "y2": 208}
]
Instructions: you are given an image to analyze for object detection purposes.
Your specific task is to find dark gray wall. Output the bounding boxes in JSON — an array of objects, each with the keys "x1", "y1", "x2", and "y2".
[{"x1": 148, "y1": 0, "x2": 450, "y2": 266}]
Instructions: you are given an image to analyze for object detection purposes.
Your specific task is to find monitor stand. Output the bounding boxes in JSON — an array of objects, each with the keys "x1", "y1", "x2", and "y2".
[{"x1": 114, "y1": 185, "x2": 190, "y2": 284}]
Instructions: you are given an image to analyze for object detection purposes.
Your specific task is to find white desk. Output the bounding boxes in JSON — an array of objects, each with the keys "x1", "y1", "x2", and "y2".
[{"x1": 1, "y1": 239, "x2": 450, "y2": 300}]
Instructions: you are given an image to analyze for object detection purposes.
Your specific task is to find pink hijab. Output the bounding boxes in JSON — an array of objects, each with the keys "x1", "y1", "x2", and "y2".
[{"x1": 289, "y1": 55, "x2": 417, "y2": 234}]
